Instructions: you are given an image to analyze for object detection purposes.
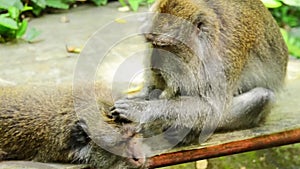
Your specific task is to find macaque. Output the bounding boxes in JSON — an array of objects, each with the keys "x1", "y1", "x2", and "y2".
[
  {"x1": 0, "y1": 85, "x2": 146, "y2": 169},
  {"x1": 110, "y1": 0, "x2": 288, "y2": 145}
]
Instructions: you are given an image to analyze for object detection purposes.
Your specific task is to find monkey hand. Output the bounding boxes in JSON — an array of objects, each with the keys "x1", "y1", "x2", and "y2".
[{"x1": 109, "y1": 99, "x2": 151, "y2": 123}]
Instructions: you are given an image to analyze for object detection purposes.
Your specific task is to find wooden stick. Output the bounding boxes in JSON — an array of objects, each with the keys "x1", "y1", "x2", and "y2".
[{"x1": 147, "y1": 128, "x2": 300, "y2": 168}]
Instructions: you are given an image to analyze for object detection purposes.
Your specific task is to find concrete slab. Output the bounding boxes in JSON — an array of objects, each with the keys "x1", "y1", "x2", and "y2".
[
  {"x1": 0, "y1": 2, "x2": 300, "y2": 169},
  {"x1": 0, "y1": 2, "x2": 149, "y2": 86},
  {"x1": 0, "y1": 161, "x2": 88, "y2": 169}
]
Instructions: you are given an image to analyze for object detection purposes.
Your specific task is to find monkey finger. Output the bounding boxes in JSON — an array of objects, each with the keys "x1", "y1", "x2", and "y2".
[
  {"x1": 111, "y1": 108, "x2": 130, "y2": 116},
  {"x1": 106, "y1": 107, "x2": 117, "y2": 118},
  {"x1": 110, "y1": 109, "x2": 121, "y2": 115},
  {"x1": 119, "y1": 113, "x2": 131, "y2": 121},
  {"x1": 111, "y1": 111, "x2": 134, "y2": 122},
  {"x1": 113, "y1": 103, "x2": 130, "y2": 109},
  {"x1": 107, "y1": 112, "x2": 133, "y2": 124},
  {"x1": 111, "y1": 108, "x2": 133, "y2": 121}
]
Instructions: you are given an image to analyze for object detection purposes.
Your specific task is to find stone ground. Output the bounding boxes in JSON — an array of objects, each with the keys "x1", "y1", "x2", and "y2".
[
  {"x1": 0, "y1": 2, "x2": 149, "y2": 86},
  {"x1": 1, "y1": 2, "x2": 300, "y2": 169}
]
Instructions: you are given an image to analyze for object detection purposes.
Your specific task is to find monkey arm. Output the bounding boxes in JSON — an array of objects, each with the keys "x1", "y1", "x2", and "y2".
[
  {"x1": 110, "y1": 95, "x2": 224, "y2": 145},
  {"x1": 111, "y1": 96, "x2": 220, "y2": 129},
  {"x1": 111, "y1": 87, "x2": 275, "y2": 132}
]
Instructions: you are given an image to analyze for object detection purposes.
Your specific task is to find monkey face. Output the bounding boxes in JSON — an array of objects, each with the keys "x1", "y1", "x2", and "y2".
[{"x1": 144, "y1": 0, "x2": 220, "y2": 65}]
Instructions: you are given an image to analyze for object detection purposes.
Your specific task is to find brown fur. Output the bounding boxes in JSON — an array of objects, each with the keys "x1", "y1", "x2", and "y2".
[
  {"x1": 110, "y1": 0, "x2": 288, "y2": 145},
  {"x1": 0, "y1": 85, "x2": 146, "y2": 169}
]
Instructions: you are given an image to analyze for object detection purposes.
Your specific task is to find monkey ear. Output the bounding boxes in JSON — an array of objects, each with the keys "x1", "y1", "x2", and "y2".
[
  {"x1": 196, "y1": 22, "x2": 203, "y2": 34},
  {"x1": 69, "y1": 120, "x2": 91, "y2": 149},
  {"x1": 197, "y1": 22, "x2": 203, "y2": 30}
]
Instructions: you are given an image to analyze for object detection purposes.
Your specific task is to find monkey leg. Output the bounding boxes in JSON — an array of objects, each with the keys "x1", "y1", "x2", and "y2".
[{"x1": 218, "y1": 87, "x2": 275, "y2": 130}]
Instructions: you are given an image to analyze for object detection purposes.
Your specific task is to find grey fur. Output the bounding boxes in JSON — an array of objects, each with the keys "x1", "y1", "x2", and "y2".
[
  {"x1": 0, "y1": 85, "x2": 145, "y2": 169},
  {"x1": 110, "y1": 0, "x2": 288, "y2": 145}
]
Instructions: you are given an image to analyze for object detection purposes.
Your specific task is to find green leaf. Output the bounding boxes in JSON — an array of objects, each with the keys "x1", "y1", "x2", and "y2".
[
  {"x1": 16, "y1": 19, "x2": 28, "y2": 38},
  {"x1": 22, "y1": 4, "x2": 33, "y2": 12},
  {"x1": 281, "y1": 28, "x2": 300, "y2": 58},
  {"x1": 8, "y1": 6, "x2": 19, "y2": 20},
  {"x1": 91, "y1": 0, "x2": 108, "y2": 6},
  {"x1": 0, "y1": 24, "x2": 9, "y2": 34},
  {"x1": 0, "y1": 16, "x2": 18, "y2": 29},
  {"x1": 147, "y1": 0, "x2": 155, "y2": 3},
  {"x1": 280, "y1": 28, "x2": 288, "y2": 42},
  {"x1": 24, "y1": 27, "x2": 41, "y2": 42},
  {"x1": 63, "y1": 0, "x2": 76, "y2": 3},
  {"x1": 31, "y1": 4, "x2": 43, "y2": 16},
  {"x1": 31, "y1": 0, "x2": 47, "y2": 9},
  {"x1": 128, "y1": 0, "x2": 143, "y2": 11},
  {"x1": 0, "y1": 13, "x2": 9, "y2": 17},
  {"x1": 281, "y1": 0, "x2": 300, "y2": 7},
  {"x1": 119, "y1": 0, "x2": 127, "y2": 6},
  {"x1": 287, "y1": 40, "x2": 300, "y2": 58},
  {"x1": 45, "y1": 0, "x2": 69, "y2": 9},
  {"x1": 0, "y1": 0, "x2": 23, "y2": 10},
  {"x1": 261, "y1": 0, "x2": 282, "y2": 8}
]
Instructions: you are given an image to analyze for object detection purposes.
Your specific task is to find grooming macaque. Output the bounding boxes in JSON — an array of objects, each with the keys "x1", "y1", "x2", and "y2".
[
  {"x1": 0, "y1": 85, "x2": 146, "y2": 169},
  {"x1": 0, "y1": 0, "x2": 289, "y2": 167},
  {"x1": 110, "y1": 0, "x2": 289, "y2": 144}
]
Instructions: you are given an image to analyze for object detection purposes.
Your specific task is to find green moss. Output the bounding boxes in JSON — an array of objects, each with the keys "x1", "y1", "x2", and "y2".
[
  {"x1": 160, "y1": 162, "x2": 196, "y2": 169},
  {"x1": 208, "y1": 144, "x2": 300, "y2": 169},
  {"x1": 159, "y1": 144, "x2": 300, "y2": 169}
]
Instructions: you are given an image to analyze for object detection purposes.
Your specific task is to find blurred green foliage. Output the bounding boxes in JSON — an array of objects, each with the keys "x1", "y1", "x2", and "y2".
[
  {"x1": 208, "y1": 144, "x2": 300, "y2": 169},
  {"x1": 0, "y1": 0, "x2": 108, "y2": 42},
  {"x1": 262, "y1": 0, "x2": 300, "y2": 58},
  {"x1": 1, "y1": 0, "x2": 300, "y2": 57},
  {"x1": 119, "y1": 0, "x2": 155, "y2": 11},
  {"x1": 0, "y1": 0, "x2": 33, "y2": 42},
  {"x1": 25, "y1": 0, "x2": 108, "y2": 16}
]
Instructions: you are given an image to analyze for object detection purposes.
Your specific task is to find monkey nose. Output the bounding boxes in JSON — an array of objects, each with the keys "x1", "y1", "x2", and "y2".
[{"x1": 128, "y1": 156, "x2": 146, "y2": 167}]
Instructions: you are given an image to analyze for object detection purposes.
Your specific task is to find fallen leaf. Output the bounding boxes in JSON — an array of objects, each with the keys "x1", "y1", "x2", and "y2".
[
  {"x1": 115, "y1": 18, "x2": 127, "y2": 24},
  {"x1": 66, "y1": 45, "x2": 81, "y2": 54}
]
